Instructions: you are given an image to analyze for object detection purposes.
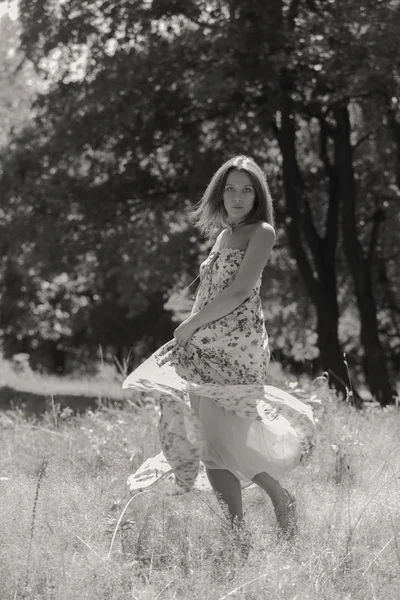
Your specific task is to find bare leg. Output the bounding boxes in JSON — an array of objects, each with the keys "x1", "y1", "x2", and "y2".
[
  {"x1": 252, "y1": 471, "x2": 297, "y2": 539},
  {"x1": 206, "y1": 468, "x2": 251, "y2": 559},
  {"x1": 206, "y1": 468, "x2": 243, "y2": 526},
  {"x1": 252, "y1": 471, "x2": 287, "y2": 506}
]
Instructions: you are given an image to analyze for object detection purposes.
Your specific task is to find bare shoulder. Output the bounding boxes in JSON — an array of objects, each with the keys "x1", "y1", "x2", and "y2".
[
  {"x1": 248, "y1": 221, "x2": 276, "y2": 246},
  {"x1": 230, "y1": 222, "x2": 276, "y2": 295}
]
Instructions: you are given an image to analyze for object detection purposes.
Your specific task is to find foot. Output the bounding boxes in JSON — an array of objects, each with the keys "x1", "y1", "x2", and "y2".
[
  {"x1": 218, "y1": 520, "x2": 252, "y2": 565},
  {"x1": 274, "y1": 489, "x2": 298, "y2": 541},
  {"x1": 233, "y1": 522, "x2": 252, "y2": 561}
]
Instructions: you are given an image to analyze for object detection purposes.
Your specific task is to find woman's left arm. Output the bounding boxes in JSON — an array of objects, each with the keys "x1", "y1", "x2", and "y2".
[{"x1": 174, "y1": 223, "x2": 275, "y2": 345}]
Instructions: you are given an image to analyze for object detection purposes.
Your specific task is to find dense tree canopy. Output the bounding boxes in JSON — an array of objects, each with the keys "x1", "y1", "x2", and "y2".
[{"x1": 0, "y1": 0, "x2": 399, "y2": 404}]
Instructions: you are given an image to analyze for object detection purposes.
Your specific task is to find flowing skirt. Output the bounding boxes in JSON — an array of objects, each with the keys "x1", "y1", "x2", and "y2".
[{"x1": 122, "y1": 338, "x2": 317, "y2": 492}]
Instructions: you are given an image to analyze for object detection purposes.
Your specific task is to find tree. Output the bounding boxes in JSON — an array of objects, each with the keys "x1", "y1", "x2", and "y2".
[
  {"x1": 284, "y1": 0, "x2": 399, "y2": 404},
  {"x1": 0, "y1": 0, "x2": 398, "y2": 403}
]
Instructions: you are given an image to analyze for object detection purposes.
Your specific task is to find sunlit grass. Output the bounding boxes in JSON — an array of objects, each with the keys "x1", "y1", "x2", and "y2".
[{"x1": 0, "y1": 356, "x2": 399, "y2": 599}]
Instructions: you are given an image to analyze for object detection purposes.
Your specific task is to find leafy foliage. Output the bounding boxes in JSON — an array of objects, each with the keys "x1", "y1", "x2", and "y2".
[
  {"x1": 0, "y1": 0, "x2": 399, "y2": 403},
  {"x1": 0, "y1": 14, "x2": 38, "y2": 148}
]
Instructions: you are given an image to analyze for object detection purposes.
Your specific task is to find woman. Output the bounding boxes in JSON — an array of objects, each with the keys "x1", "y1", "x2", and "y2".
[{"x1": 123, "y1": 155, "x2": 316, "y2": 543}]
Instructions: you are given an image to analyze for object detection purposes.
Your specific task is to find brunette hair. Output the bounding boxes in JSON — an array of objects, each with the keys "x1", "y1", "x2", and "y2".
[{"x1": 190, "y1": 155, "x2": 274, "y2": 237}]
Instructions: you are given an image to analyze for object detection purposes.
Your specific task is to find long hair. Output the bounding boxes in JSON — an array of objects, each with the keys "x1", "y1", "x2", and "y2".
[{"x1": 190, "y1": 155, "x2": 275, "y2": 237}]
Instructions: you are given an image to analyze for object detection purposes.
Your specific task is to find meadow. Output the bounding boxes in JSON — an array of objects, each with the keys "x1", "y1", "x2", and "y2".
[{"x1": 0, "y1": 356, "x2": 399, "y2": 600}]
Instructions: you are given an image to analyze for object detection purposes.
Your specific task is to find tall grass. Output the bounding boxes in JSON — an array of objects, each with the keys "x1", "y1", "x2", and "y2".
[{"x1": 0, "y1": 358, "x2": 399, "y2": 599}]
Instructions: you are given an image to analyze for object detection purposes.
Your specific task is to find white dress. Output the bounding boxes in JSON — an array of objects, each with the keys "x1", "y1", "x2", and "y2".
[{"x1": 123, "y1": 247, "x2": 316, "y2": 491}]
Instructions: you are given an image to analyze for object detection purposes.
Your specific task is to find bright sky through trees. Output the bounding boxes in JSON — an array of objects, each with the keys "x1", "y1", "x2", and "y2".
[{"x1": 0, "y1": 0, "x2": 18, "y2": 20}]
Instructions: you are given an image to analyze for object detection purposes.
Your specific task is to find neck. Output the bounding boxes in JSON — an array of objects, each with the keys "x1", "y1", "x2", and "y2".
[{"x1": 227, "y1": 216, "x2": 251, "y2": 233}]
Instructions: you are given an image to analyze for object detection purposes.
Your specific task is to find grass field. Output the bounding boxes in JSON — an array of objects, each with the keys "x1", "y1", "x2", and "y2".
[{"x1": 0, "y1": 357, "x2": 399, "y2": 600}]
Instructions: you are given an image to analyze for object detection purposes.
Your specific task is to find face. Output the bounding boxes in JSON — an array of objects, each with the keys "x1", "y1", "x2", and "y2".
[{"x1": 223, "y1": 169, "x2": 256, "y2": 223}]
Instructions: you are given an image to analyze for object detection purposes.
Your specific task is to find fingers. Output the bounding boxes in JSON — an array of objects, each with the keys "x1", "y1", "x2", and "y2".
[
  {"x1": 158, "y1": 339, "x2": 176, "y2": 355},
  {"x1": 174, "y1": 337, "x2": 188, "y2": 349}
]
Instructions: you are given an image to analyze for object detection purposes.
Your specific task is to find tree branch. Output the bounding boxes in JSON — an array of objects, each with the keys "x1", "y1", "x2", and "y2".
[
  {"x1": 287, "y1": 0, "x2": 302, "y2": 30},
  {"x1": 352, "y1": 127, "x2": 381, "y2": 151},
  {"x1": 367, "y1": 208, "x2": 385, "y2": 264},
  {"x1": 184, "y1": 16, "x2": 218, "y2": 31},
  {"x1": 319, "y1": 115, "x2": 333, "y2": 176}
]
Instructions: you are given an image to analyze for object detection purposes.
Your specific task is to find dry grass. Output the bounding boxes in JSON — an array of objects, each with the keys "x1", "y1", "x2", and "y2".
[{"x1": 0, "y1": 358, "x2": 399, "y2": 599}]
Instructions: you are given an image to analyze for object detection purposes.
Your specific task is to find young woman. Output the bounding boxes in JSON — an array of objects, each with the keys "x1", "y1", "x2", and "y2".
[{"x1": 123, "y1": 155, "x2": 316, "y2": 544}]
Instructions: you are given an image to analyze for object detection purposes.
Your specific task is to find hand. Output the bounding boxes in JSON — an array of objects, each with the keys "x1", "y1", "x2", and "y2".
[{"x1": 174, "y1": 318, "x2": 197, "y2": 348}]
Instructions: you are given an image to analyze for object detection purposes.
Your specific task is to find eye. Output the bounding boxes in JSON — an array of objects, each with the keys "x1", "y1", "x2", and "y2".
[{"x1": 243, "y1": 187, "x2": 253, "y2": 193}]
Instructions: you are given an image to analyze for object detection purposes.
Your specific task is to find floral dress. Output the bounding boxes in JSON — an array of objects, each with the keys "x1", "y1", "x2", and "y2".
[{"x1": 123, "y1": 248, "x2": 316, "y2": 492}]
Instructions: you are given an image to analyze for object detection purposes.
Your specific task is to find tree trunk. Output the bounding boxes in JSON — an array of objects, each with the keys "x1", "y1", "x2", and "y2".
[
  {"x1": 316, "y1": 263, "x2": 355, "y2": 400},
  {"x1": 333, "y1": 105, "x2": 395, "y2": 406},
  {"x1": 276, "y1": 92, "x2": 353, "y2": 399}
]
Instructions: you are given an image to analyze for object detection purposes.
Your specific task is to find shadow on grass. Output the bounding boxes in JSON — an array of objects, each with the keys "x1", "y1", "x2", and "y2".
[{"x1": 0, "y1": 385, "x2": 125, "y2": 418}]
